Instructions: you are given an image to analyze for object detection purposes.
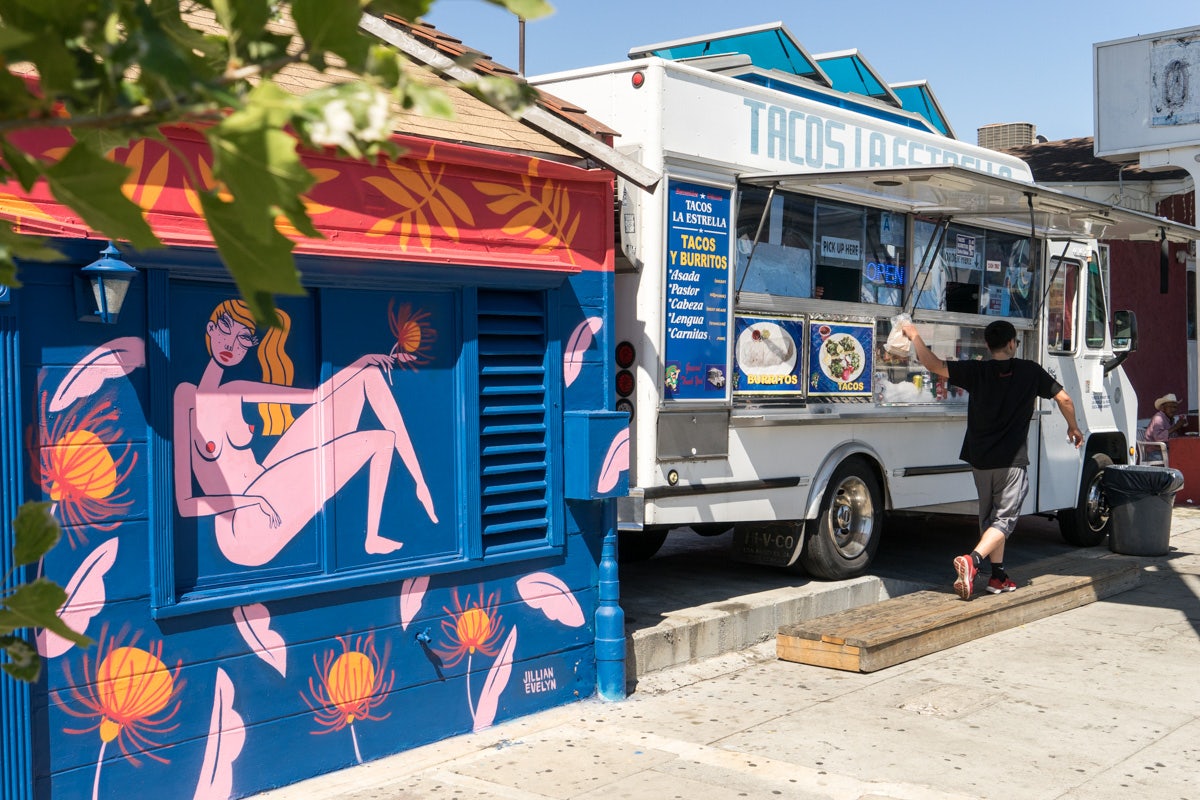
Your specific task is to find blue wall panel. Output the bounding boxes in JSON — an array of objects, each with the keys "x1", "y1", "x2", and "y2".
[{"x1": 11, "y1": 253, "x2": 622, "y2": 799}]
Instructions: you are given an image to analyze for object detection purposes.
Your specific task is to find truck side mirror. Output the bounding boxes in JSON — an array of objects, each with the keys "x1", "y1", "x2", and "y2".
[{"x1": 1112, "y1": 310, "x2": 1137, "y2": 352}]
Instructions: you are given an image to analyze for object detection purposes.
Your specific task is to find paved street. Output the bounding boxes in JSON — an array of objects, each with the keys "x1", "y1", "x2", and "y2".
[{"x1": 257, "y1": 508, "x2": 1200, "y2": 800}]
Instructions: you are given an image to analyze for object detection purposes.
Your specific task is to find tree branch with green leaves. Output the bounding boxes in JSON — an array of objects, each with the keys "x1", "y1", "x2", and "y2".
[{"x1": 0, "y1": 0, "x2": 551, "y2": 681}]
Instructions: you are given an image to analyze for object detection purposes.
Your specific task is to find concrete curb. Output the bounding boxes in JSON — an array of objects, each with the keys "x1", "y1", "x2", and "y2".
[{"x1": 626, "y1": 573, "x2": 934, "y2": 679}]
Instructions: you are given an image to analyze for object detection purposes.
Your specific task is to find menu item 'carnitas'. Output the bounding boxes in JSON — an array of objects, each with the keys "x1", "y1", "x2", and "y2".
[{"x1": 738, "y1": 323, "x2": 796, "y2": 373}]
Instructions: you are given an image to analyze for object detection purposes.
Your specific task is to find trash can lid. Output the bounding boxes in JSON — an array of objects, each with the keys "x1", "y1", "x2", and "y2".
[{"x1": 1102, "y1": 463, "x2": 1185, "y2": 496}]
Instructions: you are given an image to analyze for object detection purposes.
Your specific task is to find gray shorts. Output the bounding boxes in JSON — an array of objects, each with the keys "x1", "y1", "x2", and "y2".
[{"x1": 972, "y1": 466, "x2": 1030, "y2": 538}]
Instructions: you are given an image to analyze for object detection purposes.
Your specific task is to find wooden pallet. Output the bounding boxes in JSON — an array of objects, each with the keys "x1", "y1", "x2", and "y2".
[{"x1": 777, "y1": 554, "x2": 1142, "y2": 673}]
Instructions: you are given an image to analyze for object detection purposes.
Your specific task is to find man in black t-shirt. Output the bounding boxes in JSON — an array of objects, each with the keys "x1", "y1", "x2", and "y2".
[{"x1": 901, "y1": 319, "x2": 1083, "y2": 600}]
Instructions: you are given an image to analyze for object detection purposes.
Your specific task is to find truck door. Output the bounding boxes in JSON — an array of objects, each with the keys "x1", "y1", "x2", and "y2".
[{"x1": 1038, "y1": 256, "x2": 1082, "y2": 508}]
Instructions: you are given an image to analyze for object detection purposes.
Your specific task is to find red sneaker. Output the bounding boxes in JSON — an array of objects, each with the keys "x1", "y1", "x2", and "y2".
[
  {"x1": 986, "y1": 577, "x2": 1017, "y2": 594},
  {"x1": 953, "y1": 555, "x2": 977, "y2": 600}
]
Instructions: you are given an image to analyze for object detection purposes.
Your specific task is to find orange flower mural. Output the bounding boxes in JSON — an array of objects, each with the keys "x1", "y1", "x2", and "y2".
[
  {"x1": 304, "y1": 633, "x2": 394, "y2": 764},
  {"x1": 435, "y1": 588, "x2": 506, "y2": 669},
  {"x1": 363, "y1": 159, "x2": 475, "y2": 252},
  {"x1": 434, "y1": 587, "x2": 516, "y2": 728},
  {"x1": 387, "y1": 299, "x2": 436, "y2": 369},
  {"x1": 53, "y1": 626, "x2": 184, "y2": 798},
  {"x1": 474, "y1": 174, "x2": 581, "y2": 263},
  {"x1": 29, "y1": 393, "x2": 137, "y2": 548}
]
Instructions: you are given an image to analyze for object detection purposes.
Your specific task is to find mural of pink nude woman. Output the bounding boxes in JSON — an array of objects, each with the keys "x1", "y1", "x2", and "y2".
[{"x1": 173, "y1": 299, "x2": 437, "y2": 567}]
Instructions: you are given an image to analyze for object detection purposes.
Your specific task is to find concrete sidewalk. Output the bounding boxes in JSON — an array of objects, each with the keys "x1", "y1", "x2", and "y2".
[{"x1": 256, "y1": 508, "x2": 1200, "y2": 799}]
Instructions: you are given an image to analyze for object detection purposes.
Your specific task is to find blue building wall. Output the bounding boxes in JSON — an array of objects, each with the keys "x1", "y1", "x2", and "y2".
[{"x1": 3, "y1": 239, "x2": 626, "y2": 799}]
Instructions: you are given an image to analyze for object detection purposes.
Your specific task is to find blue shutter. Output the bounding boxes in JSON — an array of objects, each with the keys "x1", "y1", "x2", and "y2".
[{"x1": 476, "y1": 289, "x2": 550, "y2": 553}]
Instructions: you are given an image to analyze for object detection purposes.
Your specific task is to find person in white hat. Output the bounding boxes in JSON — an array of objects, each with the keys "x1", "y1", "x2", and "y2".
[{"x1": 1144, "y1": 393, "x2": 1187, "y2": 443}]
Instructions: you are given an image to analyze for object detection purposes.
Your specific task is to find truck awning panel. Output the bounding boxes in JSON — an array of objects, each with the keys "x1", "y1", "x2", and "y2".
[{"x1": 739, "y1": 165, "x2": 1199, "y2": 243}]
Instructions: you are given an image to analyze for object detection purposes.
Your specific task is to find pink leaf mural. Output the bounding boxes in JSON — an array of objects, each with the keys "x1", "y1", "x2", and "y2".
[
  {"x1": 49, "y1": 336, "x2": 146, "y2": 413},
  {"x1": 36, "y1": 538, "x2": 118, "y2": 658},
  {"x1": 232, "y1": 604, "x2": 287, "y2": 678},
  {"x1": 596, "y1": 426, "x2": 630, "y2": 494},
  {"x1": 193, "y1": 668, "x2": 245, "y2": 800},
  {"x1": 399, "y1": 575, "x2": 429, "y2": 631},
  {"x1": 563, "y1": 316, "x2": 602, "y2": 388},
  {"x1": 517, "y1": 573, "x2": 585, "y2": 628},
  {"x1": 473, "y1": 627, "x2": 517, "y2": 732}
]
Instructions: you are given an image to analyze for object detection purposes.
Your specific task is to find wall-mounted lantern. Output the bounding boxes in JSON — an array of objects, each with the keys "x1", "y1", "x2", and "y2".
[{"x1": 78, "y1": 242, "x2": 137, "y2": 324}]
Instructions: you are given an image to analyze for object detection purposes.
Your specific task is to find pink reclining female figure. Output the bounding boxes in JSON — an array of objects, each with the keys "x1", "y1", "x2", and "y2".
[{"x1": 174, "y1": 299, "x2": 436, "y2": 567}]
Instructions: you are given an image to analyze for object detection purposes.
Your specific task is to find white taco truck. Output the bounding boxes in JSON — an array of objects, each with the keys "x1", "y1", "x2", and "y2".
[{"x1": 533, "y1": 22, "x2": 1200, "y2": 578}]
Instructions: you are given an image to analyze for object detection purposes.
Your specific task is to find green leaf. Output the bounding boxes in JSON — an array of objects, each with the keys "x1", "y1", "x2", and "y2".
[
  {"x1": 402, "y1": 80, "x2": 456, "y2": 119},
  {"x1": 0, "y1": 252, "x2": 17, "y2": 287},
  {"x1": 212, "y1": 0, "x2": 273, "y2": 62},
  {"x1": 200, "y1": 193, "x2": 306, "y2": 327},
  {"x1": 149, "y1": 0, "x2": 226, "y2": 65},
  {"x1": 365, "y1": 44, "x2": 403, "y2": 89},
  {"x1": 0, "y1": 69, "x2": 41, "y2": 121},
  {"x1": 210, "y1": 82, "x2": 317, "y2": 239},
  {"x1": 463, "y1": 74, "x2": 541, "y2": 117},
  {"x1": 0, "y1": 26, "x2": 34, "y2": 51},
  {"x1": 11, "y1": 502, "x2": 60, "y2": 568},
  {"x1": 364, "y1": 0, "x2": 436, "y2": 21},
  {"x1": 5, "y1": 0, "x2": 94, "y2": 29},
  {"x1": 0, "y1": 221, "x2": 67, "y2": 266},
  {"x1": 72, "y1": 128, "x2": 142, "y2": 159},
  {"x1": 15, "y1": 33, "x2": 80, "y2": 100},
  {"x1": 132, "y1": 6, "x2": 222, "y2": 100},
  {"x1": 44, "y1": 143, "x2": 160, "y2": 251},
  {"x1": 0, "y1": 636, "x2": 41, "y2": 683},
  {"x1": 292, "y1": 0, "x2": 368, "y2": 69},
  {"x1": 0, "y1": 578, "x2": 90, "y2": 648},
  {"x1": 484, "y1": 0, "x2": 554, "y2": 20},
  {"x1": 0, "y1": 139, "x2": 44, "y2": 191}
]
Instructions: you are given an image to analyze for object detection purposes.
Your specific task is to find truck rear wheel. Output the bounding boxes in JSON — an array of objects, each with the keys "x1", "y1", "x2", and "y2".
[
  {"x1": 1058, "y1": 452, "x2": 1112, "y2": 546},
  {"x1": 798, "y1": 457, "x2": 882, "y2": 580},
  {"x1": 618, "y1": 527, "x2": 669, "y2": 563}
]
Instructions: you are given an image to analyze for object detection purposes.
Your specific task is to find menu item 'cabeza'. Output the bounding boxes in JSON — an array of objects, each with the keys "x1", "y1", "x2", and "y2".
[
  {"x1": 820, "y1": 334, "x2": 865, "y2": 382},
  {"x1": 737, "y1": 322, "x2": 797, "y2": 374}
]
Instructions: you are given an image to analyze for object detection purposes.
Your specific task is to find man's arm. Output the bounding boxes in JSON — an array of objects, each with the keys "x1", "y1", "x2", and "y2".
[
  {"x1": 900, "y1": 323, "x2": 949, "y2": 378},
  {"x1": 1054, "y1": 389, "x2": 1084, "y2": 448}
]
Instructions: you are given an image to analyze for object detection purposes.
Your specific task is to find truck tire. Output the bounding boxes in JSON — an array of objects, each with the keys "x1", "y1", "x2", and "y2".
[
  {"x1": 798, "y1": 457, "x2": 882, "y2": 580},
  {"x1": 1058, "y1": 452, "x2": 1113, "y2": 546},
  {"x1": 618, "y1": 527, "x2": 669, "y2": 563},
  {"x1": 691, "y1": 523, "x2": 732, "y2": 537}
]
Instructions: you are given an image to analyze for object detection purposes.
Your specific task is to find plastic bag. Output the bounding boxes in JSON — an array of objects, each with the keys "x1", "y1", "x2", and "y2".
[{"x1": 884, "y1": 313, "x2": 912, "y2": 359}]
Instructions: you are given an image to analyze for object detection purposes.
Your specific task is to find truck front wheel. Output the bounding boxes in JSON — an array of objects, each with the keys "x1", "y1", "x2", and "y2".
[
  {"x1": 1058, "y1": 452, "x2": 1113, "y2": 546},
  {"x1": 798, "y1": 457, "x2": 882, "y2": 580}
]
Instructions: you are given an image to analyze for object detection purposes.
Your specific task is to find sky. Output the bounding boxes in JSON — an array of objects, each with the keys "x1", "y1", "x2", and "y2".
[{"x1": 423, "y1": 0, "x2": 1198, "y2": 143}]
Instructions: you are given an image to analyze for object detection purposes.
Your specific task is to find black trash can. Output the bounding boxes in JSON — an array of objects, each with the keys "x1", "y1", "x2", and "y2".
[{"x1": 1102, "y1": 464, "x2": 1185, "y2": 556}]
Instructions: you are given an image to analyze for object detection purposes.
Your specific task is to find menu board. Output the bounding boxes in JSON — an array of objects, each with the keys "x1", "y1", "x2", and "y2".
[
  {"x1": 663, "y1": 180, "x2": 731, "y2": 402},
  {"x1": 733, "y1": 315, "x2": 805, "y2": 397},
  {"x1": 808, "y1": 320, "x2": 874, "y2": 398}
]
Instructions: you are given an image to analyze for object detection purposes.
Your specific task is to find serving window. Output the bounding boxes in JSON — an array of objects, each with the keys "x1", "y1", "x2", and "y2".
[
  {"x1": 735, "y1": 186, "x2": 906, "y2": 306},
  {"x1": 912, "y1": 219, "x2": 1038, "y2": 319},
  {"x1": 874, "y1": 320, "x2": 998, "y2": 405}
]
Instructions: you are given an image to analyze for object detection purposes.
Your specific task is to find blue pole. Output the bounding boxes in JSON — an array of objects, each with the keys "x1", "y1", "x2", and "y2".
[
  {"x1": 594, "y1": 506, "x2": 626, "y2": 701},
  {"x1": 0, "y1": 304, "x2": 33, "y2": 800}
]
